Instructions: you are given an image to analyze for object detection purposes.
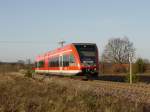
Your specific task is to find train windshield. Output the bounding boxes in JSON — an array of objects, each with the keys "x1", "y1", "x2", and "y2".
[{"x1": 75, "y1": 44, "x2": 97, "y2": 65}]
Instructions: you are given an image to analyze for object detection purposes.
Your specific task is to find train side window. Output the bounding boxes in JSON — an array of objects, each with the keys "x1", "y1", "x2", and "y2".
[
  {"x1": 35, "y1": 62, "x2": 39, "y2": 68},
  {"x1": 49, "y1": 57, "x2": 55, "y2": 67},
  {"x1": 55, "y1": 57, "x2": 59, "y2": 67},
  {"x1": 69, "y1": 54, "x2": 76, "y2": 66},
  {"x1": 38, "y1": 60, "x2": 44, "y2": 68},
  {"x1": 53, "y1": 58, "x2": 56, "y2": 67},
  {"x1": 48, "y1": 58, "x2": 53, "y2": 67},
  {"x1": 35, "y1": 62, "x2": 37, "y2": 68},
  {"x1": 59, "y1": 56, "x2": 63, "y2": 67},
  {"x1": 49, "y1": 57, "x2": 59, "y2": 67},
  {"x1": 63, "y1": 55, "x2": 69, "y2": 67}
]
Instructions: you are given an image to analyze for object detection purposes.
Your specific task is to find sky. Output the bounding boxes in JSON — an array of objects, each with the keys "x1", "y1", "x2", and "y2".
[{"x1": 0, "y1": 0, "x2": 150, "y2": 62}]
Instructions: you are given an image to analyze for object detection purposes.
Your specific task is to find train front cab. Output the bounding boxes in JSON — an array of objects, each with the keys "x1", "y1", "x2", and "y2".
[{"x1": 73, "y1": 43, "x2": 99, "y2": 77}]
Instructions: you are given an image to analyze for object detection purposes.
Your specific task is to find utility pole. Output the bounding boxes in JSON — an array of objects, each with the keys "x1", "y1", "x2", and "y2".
[
  {"x1": 129, "y1": 54, "x2": 133, "y2": 84},
  {"x1": 58, "y1": 41, "x2": 66, "y2": 47}
]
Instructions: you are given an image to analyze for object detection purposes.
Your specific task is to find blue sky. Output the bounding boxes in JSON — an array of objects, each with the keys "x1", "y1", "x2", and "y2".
[{"x1": 0, "y1": 0, "x2": 150, "y2": 62}]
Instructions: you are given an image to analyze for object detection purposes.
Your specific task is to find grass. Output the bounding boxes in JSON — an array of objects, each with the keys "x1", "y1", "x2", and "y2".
[{"x1": 0, "y1": 73, "x2": 150, "y2": 112}]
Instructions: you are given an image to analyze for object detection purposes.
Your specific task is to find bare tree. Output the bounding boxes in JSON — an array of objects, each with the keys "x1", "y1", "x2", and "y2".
[{"x1": 102, "y1": 37, "x2": 135, "y2": 64}]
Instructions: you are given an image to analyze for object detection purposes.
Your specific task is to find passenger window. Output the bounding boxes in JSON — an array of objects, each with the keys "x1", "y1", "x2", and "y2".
[
  {"x1": 38, "y1": 60, "x2": 44, "y2": 68},
  {"x1": 69, "y1": 54, "x2": 76, "y2": 66},
  {"x1": 59, "y1": 56, "x2": 63, "y2": 67},
  {"x1": 35, "y1": 62, "x2": 37, "y2": 68},
  {"x1": 63, "y1": 55, "x2": 69, "y2": 67},
  {"x1": 48, "y1": 57, "x2": 59, "y2": 67}
]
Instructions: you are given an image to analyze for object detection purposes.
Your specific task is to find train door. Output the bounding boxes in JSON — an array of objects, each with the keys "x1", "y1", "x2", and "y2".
[
  {"x1": 59, "y1": 55, "x2": 63, "y2": 73},
  {"x1": 62, "y1": 54, "x2": 69, "y2": 71}
]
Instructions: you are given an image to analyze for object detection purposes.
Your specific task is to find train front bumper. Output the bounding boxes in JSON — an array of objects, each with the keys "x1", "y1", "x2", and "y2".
[{"x1": 81, "y1": 66, "x2": 98, "y2": 75}]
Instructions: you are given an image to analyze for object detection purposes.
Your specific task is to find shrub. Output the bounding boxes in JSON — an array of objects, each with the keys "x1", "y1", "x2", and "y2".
[
  {"x1": 24, "y1": 69, "x2": 34, "y2": 78},
  {"x1": 125, "y1": 74, "x2": 139, "y2": 83},
  {"x1": 135, "y1": 58, "x2": 145, "y2": 73}
]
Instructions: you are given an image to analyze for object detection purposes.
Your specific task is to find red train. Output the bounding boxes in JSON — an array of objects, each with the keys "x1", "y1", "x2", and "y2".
[{"x1": 35, "y1": 43, "x2": 99, "y2": 77}]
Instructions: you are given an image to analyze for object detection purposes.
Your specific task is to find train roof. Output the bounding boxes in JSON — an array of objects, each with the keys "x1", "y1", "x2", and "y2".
[
  {"x1": 36, "y1": 43, "x2": 97, "y2": 60},
  {"x1": 72, "y1": 43, "x2": 96, "y2": 45}
]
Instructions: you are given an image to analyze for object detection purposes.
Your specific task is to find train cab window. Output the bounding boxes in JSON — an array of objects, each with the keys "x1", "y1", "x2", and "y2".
[
  {"x1": 69, "y1": 54, "x2": 76, "y2": 66},
  {"x1": 63, "y1": 55, "x2": 69, "y2": 67},
  {"x1": 37, "y1": 60, "x2": 44, "y2": 68},
  {"x1": 75, "y1": 44, "x2": 97, "y2": 63}
]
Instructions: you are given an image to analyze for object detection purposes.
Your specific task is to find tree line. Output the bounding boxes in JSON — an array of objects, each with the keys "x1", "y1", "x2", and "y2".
[{"x1": 101, "y1": 37, "x2": 149, "y2": 73}]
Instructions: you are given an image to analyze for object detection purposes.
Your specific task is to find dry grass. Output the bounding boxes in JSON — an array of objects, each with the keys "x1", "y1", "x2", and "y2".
[
  {"x1": 0, "y1": 64, "x2": 25, "y2": 75},
  {"x1": 0, "y1": 73, "x2": 150, "y2": 112}
]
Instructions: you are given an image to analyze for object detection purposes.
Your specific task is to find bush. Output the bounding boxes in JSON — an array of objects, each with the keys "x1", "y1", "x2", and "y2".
[
  {"x1": 25, "y1": 69, "x2": 34, "y2": 78},
  {"x1": 125, "y1": 74, "x2": 139, "y2": 83},
  {"x1": 135, "y1": 58, "x2": 145, "y2": 73}
]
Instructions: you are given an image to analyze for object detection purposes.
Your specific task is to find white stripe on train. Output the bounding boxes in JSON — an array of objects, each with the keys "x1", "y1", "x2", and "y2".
[{"x1": 35, "y1": 70, "x2": 82, "y2": 76}]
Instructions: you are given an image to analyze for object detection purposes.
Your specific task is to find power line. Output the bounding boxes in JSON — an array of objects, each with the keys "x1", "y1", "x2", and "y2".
[{"x1": 0, "y1": 41, "x2": 53, "y2": 44}]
